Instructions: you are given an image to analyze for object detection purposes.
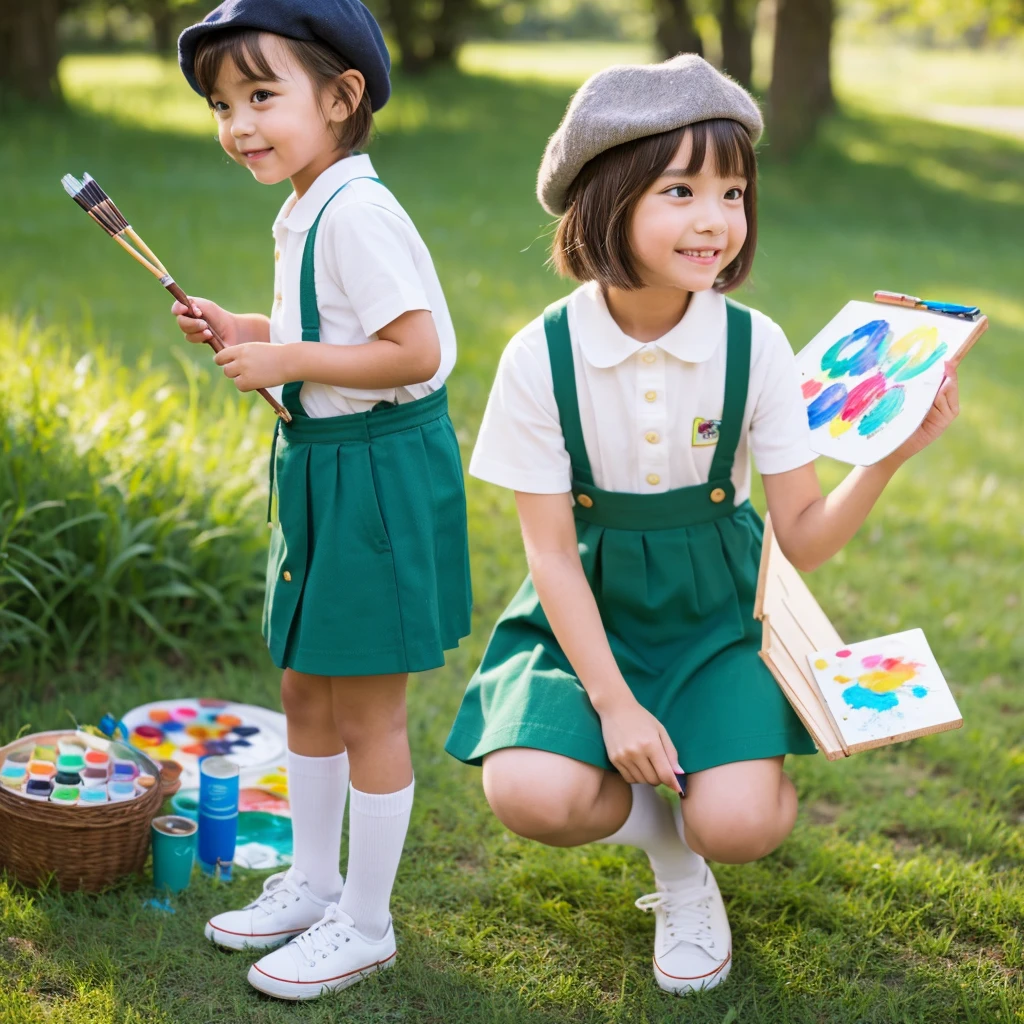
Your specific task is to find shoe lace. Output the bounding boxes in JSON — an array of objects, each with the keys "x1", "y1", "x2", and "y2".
[
  {"x1": 635, "y1": 881, "x2": 717, "y2": 956},
  {"x1": 246, "y1": 871, "x2": 306, "y2": 916},
  {"x1": 294, "y1": 904, "x2": 353, "y2": 967}
]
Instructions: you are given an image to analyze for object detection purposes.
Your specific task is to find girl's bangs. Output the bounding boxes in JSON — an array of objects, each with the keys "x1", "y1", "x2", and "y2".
[
  {"x1": 676, "y1": 119, "x2": 754, "y2": 181},
  {"x1": 193, "y1": 30, "x2": 281, "y2": 98}
]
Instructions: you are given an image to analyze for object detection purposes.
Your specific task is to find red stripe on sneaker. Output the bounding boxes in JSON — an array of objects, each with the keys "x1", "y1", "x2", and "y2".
[
  {"x1": 252, "y1": 950, "x2": 397, "y2": 985},
  {"x1": 653, "y1": 948, "x2": 731, "y2": 980},
  {"x1": 207, "y1": 922, "x2": 304, "y2": 938}
]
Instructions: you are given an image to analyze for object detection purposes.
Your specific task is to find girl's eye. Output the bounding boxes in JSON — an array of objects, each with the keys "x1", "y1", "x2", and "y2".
[
  {"x1": 252, "y1": 90, "x2": 273, "y2": 103},
  {"x1": 665, "y1": 185, "x2": 693, "y2": 199},
  {"x1": 725, "y1": 187, "x2": 744, "y2": 200},
  {"x1": 212, "y1": 101, "x2": 229, "y2": 113}
]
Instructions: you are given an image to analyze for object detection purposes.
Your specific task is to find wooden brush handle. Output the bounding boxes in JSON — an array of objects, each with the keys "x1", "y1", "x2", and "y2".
[{"x1": 164, "y1": 279, "x2": 291, "y2": 422}]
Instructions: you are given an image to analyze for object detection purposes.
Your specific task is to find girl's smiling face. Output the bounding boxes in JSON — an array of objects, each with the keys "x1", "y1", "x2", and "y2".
[
  {"x1": 208, "y1": 33, "x2": 364, "y2": 196},
  {"x1": 628, "y1": 130, "x2": 748, "y2": 293}
]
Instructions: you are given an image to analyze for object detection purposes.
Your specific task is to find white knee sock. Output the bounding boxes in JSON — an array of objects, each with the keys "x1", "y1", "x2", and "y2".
[
  {"x1": 337, "y1": 779, "x2": 415, "y2": 940},
  {"x1": 287, "y1": 749, "x2": 348, "y2": 902},
  {"x1": 596, "y1": 783, "x2": 704, "y2": 885}
]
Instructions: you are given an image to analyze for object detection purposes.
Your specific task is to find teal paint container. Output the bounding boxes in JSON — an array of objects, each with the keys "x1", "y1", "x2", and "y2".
[{"x1": 151, "y1": 815, "x2": 197, "y2": 893}]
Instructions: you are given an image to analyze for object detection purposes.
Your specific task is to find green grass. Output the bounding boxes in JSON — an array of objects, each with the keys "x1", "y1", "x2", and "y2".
[{"x1": 1, "y1": 43, "x2": 1023, "y2": 1024}]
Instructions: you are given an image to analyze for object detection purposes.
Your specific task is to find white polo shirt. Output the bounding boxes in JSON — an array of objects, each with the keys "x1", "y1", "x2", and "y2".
[
  {"x1": 469, "y1": 282, "x2": 815, "y2": 503},
  {"x1": 269, "y1": 154, "x2": 457, "y2": 417}
]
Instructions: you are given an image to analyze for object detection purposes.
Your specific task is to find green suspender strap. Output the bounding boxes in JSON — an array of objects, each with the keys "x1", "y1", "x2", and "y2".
[
  {"x1": 267, "y1": 175, "x2": 383, "y2": 524},
  {"x1": 543, "y1": 300, "x2": 595, "y2": 488},
  {"x1": 707, "y1": 298, "x2": 752, "y2": 504}
]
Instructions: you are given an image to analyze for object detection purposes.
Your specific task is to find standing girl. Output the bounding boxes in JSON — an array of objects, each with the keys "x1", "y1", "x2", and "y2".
[
  {"x1": 446, "y1": 55, "x2": 960, "y2": 994},
  {"x1": 173, "y1": 0, "x2": 471, "y2": 1000}
]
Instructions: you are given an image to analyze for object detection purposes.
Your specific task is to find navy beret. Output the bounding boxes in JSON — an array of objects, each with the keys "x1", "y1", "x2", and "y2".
[{"x1": 178, "y1": 0, "x2": 391, "y2": 112}]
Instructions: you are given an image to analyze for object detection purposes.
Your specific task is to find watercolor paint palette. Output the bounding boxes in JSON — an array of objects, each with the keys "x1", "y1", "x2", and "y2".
[
  {"x1": 754, "y1": 519, "x2": 963, "y2": 759},
  {"x1": 121, "y1": 699, "x2": 288, "y2": 789},
  {"x1": 807, "y1": 630, "x2": 962, "y2": 753},
  {"x1": 795, "y1": 300, "x2": 986, "y2": 466}
]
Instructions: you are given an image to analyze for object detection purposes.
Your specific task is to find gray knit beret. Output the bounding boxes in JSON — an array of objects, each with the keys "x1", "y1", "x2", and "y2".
[{"x1": 537, "y1": 53, "x2": 763, "y2": 216}]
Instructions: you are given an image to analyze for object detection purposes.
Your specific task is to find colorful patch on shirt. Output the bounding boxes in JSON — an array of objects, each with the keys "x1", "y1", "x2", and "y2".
[{"x1": 692, "y1": 417, "x2": 721, "y2": 446}]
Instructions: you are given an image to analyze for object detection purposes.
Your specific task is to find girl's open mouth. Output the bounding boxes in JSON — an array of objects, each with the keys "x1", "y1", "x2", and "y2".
[{"x1": 677, "y1": 249, "x2": 721, "y2": 266}]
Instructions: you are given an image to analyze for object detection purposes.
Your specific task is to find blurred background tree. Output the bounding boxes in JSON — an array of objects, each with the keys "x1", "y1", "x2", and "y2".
[{"x1": 4, "y1": 0, "x2": 1023, "y2": 134}]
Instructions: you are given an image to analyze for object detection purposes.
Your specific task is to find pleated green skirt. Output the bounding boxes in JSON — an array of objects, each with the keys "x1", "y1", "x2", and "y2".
[
  {"x1": 263, "y1": 386, "x2": 472, "y2": 677},
  {"x1": 444, "y1": 502, "x2": 815, "y2": 774}
]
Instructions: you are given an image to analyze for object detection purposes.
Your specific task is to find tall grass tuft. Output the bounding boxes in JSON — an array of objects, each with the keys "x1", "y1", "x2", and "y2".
[{"x1": 0, "y1": 316, "x2": 271, "y2": 677}]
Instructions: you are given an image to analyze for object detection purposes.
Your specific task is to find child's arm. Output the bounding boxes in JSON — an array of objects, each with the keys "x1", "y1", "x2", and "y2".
[
  {"x1": 765, "y1": 363, "x2": 960, "y2": 572},
  {"x1": 515, "y1": 490, "x2": 684, "y2": 793},
  {"x1": 171, "y1": 297, "x2": 269, "y2": 347},
  {"x1": 209, "y1": 309, "x2": 441, "y2": 392}
]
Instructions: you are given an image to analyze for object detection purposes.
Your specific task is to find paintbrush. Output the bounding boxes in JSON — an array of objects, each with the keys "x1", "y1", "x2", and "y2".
[
  {"x1": 60, "y1": 172, "x2": 291, "y2": 422},
  {"x1": 873, "y1": 290, "x2": 980, "y2": 321}
]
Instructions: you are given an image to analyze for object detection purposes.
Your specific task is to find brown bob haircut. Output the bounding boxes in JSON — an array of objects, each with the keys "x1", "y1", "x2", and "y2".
[
  {"x1": 552, "y1": 118, "x2": 757, "y2": 292},
  {"x1": 193, "y1": 29, "x2": 373, "y2": 154}
]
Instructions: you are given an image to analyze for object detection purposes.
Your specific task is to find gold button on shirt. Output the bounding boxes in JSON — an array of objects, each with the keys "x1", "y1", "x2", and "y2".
[
  {"x1": 645, "y1": 391, "x2": 657, "y2": 403},
  {"x1": 645, "y1": 431, "x2": 660, "y2": 444},
  {"x1": 576, "y1": 494, "x2": 594, "y2": 508},
  {"x1": 282, "y1": 570, "x2": 292, "y2": 582},
  {"x1": 646, "y1": 473, "x2": 661, "y2": 486},
  {"x1": 710, "y1": 487, "x2": 726, "y2": 503}
]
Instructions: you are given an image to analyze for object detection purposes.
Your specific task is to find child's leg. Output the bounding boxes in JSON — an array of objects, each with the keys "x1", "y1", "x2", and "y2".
[
  {"x1": 281, "y1": 669, "x2": 349, "y2": 901},
  {"x1": 482, "y1": 748, "x2": 701, "y2": 879},
  {"x1": 679, "y1": 756, "x2": 797, "y2": 864},
  {"x1": 332, "y1": 672, "x2": 413, "y2": 940}
]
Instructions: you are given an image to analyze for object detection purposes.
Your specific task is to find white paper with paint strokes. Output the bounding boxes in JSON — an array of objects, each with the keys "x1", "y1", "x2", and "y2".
[
  {"x1": 807, "y1": 628, "x2": 961, "y2": 747},
  {"x1": 795, "y1": 301, "x2": 976, "y2": 466}
]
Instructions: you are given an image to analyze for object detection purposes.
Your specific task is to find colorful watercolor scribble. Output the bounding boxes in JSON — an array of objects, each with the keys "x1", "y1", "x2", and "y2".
[
  {"x1": 808, "y1": 629, "x2": 963, "y2": 751},
  {"x1": 801, "y1": 319, "x2": 947, "y2": 440}
]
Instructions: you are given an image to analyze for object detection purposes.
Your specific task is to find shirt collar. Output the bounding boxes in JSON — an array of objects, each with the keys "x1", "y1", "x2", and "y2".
[
  {"x1": 572, "y1": 281, "x2": 726, "y2": 368},
  {"x1": 273, "y1": 153, "x2": 378, "y2": 235}
]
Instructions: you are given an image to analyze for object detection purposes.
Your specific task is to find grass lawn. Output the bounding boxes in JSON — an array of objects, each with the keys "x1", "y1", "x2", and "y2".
[{"x1": 1, "y1": 41, "x2": 1022, "y2": 1024}]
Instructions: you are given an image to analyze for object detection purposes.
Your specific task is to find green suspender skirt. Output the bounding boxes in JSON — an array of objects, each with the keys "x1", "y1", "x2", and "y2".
[
  {"x1": 445, "y1": 298, "x2": 815, "y2": 773},
  {"x1": 263, "y1": 178, "x2": 472, "y2": 677}
]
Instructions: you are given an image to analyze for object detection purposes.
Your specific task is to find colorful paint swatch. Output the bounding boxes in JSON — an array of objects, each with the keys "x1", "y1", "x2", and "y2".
[
  {"x1": 807, "y1": 629, "x2": 962, "y2": 753},
  {"x1": 795, "y1": 301, "x2": 982, "y2": 465}
]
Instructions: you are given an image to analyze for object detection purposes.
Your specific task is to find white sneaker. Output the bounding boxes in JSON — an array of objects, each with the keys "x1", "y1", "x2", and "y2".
[
  {"x1": 204, "y1": 868, "x2": 337, "y2": 951},
  {"x1": 247, "y1": 903, "x2": 396, "y2": 1001},
  {"x1": 635, "y1": 864, "x2": 732, "y2": 995}
]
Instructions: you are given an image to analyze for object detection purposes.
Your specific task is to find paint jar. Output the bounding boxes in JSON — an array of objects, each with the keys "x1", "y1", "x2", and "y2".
[
  {"x1": 81, "y1": 772, "x2": 108, "y2": 790},
  {"x1": 198, "y1": 757, "x2": 239, "y2": 881},
  {"x1": 57, "y1": 739, "x2": 86, "y2": 756},
  {"x1": 51, "y1": 786, "x2": 79, "y2": 805},
  {"x1": 136, "y1": 774, "x2": 157, "y2": 793},
  {"x1": 1, "y1": 764, "x2": 27, "y2": 787},
  {"x1": 107, "y1": 781, "x2": 136, "y2": 802},
  {"x1": 83, "y1": 765, "x2": 108, "y2": 782},
  {"x1": 32, "y1": 745, "x2": 57, "y2": 763},
  {"x1": 84, "y1": 750, "x2": 109, "y2": 770},
  {"x1": 112, "y1": 760, "x2": 139, "y2": 781},
  {"x1": 56, "y1": 754, "x2": 86, "y2": 773},
  {"x1": 6, "y1": 750, "x2": 30, "y2": 765},
  {"x1": 79, "y1": 787, "x2": 108, "y2": 806},
  {"x1": 24, "y1": 780, "x2": 53, "y2": 801},
  {"x1": 54, "y1": 771, "x2": 82, "y2": 787},
  {"x1": 152, "y1": 815, "x2": 198, "y2": 893},
  {"x1": 27, "y1": 761, "x2": 57, "y2": 781},
  {"x1": 171, "y1": 790, "x2": 199, "y2": 820}
]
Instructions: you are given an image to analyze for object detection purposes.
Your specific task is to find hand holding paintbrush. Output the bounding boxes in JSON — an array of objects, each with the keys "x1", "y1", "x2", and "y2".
[{"x1": 61, "y1": 172, "x2": 291, "y2": 422}]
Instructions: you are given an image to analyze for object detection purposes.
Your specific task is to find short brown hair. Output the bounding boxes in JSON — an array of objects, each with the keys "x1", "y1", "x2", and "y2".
[
  {"x1": 551, "y1": 119, "x2": 758, "y2": 292},
  {"x1": 193, "y1": 29, "x2": 373, "y2": 154}
]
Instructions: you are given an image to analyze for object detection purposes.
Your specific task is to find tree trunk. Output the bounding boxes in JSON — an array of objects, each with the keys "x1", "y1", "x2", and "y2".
[
  {"x1": 768, "y1": 0, "x2": 835, "y2": 157},
  {"x1": 384, "y1": 0, "x2": 430, "y2": 74},
  {"x1": 149, "y1": 2, "x2": 175, "y2": 55},
  {"x1": 653, "y1": 0, "x2": 703, "y2": 60},
  {"x1": 0, "y1": 0, "x2": 65, "y2": 106},
  {"x1": 720, "y1": 0, "x2": 753, "y2": 90},
  {"x1": 429, "y1": 0, "x2": 473, "y2": 67}
]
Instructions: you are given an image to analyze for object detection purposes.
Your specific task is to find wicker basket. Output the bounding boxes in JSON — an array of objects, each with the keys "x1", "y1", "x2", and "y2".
[{"x1": 0, "y1": 730, "x2": 163, "y2": 891}]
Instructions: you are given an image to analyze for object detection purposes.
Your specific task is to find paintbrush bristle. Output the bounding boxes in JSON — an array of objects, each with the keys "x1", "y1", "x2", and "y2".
[{"x1": 61, "y1": 170, "x2": 129, "y2": 235}]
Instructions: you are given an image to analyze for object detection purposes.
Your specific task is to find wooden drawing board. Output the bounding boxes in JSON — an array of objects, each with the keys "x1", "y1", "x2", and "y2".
[{"x1": 754, "y1": 518, "x2": 848, "y2": 760}]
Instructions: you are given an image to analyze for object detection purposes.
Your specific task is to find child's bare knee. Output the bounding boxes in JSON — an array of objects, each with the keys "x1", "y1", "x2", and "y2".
[{"x1": 689, "y1": 805, "x2": 795, "y2": 864}]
